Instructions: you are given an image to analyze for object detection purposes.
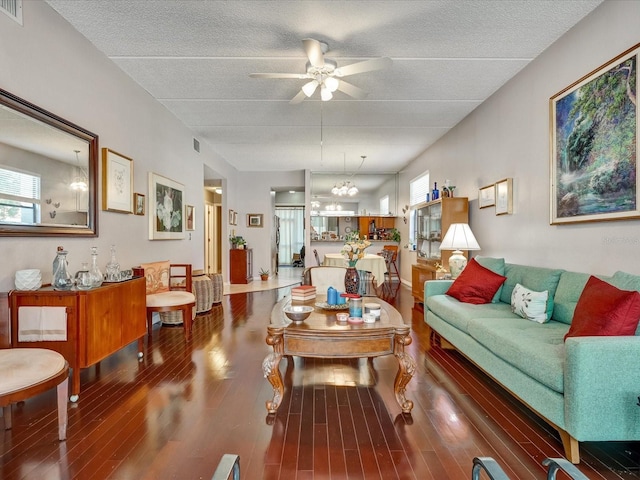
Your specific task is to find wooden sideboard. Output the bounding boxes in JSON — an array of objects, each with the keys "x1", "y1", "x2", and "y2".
[
  {"x1": 9, "y1": 277, "x2": 146, "y2": 401},
  {"x1": 230, "y1": 248, "x2": 253, "y2": 284}
]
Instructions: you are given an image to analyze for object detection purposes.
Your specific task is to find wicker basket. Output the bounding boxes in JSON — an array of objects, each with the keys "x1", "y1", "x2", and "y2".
[{"x1": 159, "y1": 273, "x2": 223, "y2": 325}]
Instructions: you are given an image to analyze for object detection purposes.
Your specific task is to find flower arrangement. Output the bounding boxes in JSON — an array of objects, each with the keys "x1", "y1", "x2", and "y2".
[{"x1": 340, "y1": 232, "x2": 371, "y2": 267}]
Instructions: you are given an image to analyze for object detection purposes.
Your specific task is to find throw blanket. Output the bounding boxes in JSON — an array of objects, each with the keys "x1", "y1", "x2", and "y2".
[{"x1": 18, "y1": 306, "x2": 67, "y2": 342}]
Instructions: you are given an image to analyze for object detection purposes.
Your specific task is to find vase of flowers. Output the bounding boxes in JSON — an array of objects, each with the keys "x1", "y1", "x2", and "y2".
[{"x1": 340, "y1": 234, "x2": 371, "y2": 294}]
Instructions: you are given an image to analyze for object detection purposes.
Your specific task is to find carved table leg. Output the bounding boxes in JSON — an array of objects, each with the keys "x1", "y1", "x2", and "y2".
[
  {"x1": 394, "y1": 331, "x2": 416, "y2": 413},
  {"x1": 263, "y1": 327, "x2": 284, "y2": 413}
]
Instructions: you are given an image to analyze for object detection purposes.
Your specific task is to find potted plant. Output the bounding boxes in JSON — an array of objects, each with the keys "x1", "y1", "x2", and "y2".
[
  {"x1": 259, "y1": 268, "x2": 269, "y2": 281},
  {"x1": 389, "y1": 228, "x2": 401, "y2": 243},
  {"x1": 229, "y1": 236, "x2": 246, "y2": 249}
]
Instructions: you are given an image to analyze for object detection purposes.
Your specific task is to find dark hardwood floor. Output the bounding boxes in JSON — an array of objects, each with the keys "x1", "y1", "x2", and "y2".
[{"x1": 1, "y1": 280, "x2": 639, "y2": 479}]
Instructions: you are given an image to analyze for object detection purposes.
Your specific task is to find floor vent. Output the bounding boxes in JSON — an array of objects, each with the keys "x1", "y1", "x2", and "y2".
[
  {"x1": 193, "y1": 138, "x2": 200, "y2": 153},
  {"x1": 1, "y1": 0, "x2": 22, "y2": 25}
]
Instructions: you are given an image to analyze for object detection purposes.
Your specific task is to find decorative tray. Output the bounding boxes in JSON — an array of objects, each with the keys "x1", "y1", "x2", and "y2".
[{"x1": 315, "y1": 302, "x2": 349, "y2": 311}]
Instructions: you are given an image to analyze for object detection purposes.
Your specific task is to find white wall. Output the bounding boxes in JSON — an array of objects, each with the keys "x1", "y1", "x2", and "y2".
[
  {"x1": 0, "y1": 1, "x2": 238, "y2": 290},
  {"x1": 399, "y1": 0, "x2": 640, "y2": 281}
]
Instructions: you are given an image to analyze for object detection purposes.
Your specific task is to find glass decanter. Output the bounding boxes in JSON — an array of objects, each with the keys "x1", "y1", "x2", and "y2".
[
  {"x1": 52, "y1": 249, "x2": 73, "y2": 291},
  {"x1": 75, "y1": 262, "x2": 92, "y2": 290},
  {"x1": 89, "y1": 246, "x2": 103, "y2": 288},
  {"x1": 105, "y1": 244, "x2": 120, "y2": 282}
]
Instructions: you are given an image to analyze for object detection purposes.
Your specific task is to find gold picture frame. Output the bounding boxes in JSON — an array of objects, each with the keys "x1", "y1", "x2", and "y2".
[
  {"x1": 247, "y1": 213, "x2": 263, "y2": 228},
  {"x1": 102, "y1": 148, "x2": 133, "y2": 213},
  {"x1": 478, "y1": 184, "x2": 495, "y2": 209},
  {"x1": 495, "y1": 178, "x2": 513, "y2": 215},
  {"x1": 134, "y1": 193, "x2": 145, "y2": 216},
  {"x1": 186, "y1": 205, "x2": 195, "y2": 230}
]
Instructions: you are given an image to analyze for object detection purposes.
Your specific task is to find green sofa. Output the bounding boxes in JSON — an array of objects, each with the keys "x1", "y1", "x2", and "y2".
[{"x1": 424, "y1": 260, "x2": 640, "y2": 463}]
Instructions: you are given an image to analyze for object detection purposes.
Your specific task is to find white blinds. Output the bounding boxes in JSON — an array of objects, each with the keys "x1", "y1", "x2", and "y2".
[
  {"x1": 0, "y1": 166, "x2": 40, "y2": 202},
  {"x1": 409, "y1": 171, "x2": 430, "y2": 206}
]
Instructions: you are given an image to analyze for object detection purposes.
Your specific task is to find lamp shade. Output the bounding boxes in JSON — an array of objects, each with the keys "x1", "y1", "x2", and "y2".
[{"x1": 439, "y1": 223, "x2": 480, "y2": 251}]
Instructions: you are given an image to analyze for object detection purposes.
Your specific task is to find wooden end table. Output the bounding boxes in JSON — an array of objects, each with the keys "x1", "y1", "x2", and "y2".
[{"x1": 263, "y1": 296, "x2": 416, "y2": 414}]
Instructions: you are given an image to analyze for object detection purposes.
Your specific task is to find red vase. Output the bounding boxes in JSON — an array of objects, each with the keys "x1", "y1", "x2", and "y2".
[{"x1": 344, "y1": 267, "x2": 360, "y2": 295}]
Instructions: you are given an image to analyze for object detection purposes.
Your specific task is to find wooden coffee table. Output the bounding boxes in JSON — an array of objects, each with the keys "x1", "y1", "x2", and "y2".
[{"x1": 263, "y1": 296, "x2": 416, "y2": 414}]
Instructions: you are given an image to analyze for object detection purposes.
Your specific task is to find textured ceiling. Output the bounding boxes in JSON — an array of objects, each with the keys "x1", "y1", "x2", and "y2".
[{"x1": 45, "y1": 0, "x2": 603, "y2": 177}]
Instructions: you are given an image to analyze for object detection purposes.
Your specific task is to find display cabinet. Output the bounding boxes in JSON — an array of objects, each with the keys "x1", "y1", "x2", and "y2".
[{"x1": 412, "y1": 197, "x2": 468, "y2": 303}]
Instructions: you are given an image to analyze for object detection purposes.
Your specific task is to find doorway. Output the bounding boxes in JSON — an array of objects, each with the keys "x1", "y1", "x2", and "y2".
[{"x1": 275, "y1": 207, "x2": 305, "y2": 267}]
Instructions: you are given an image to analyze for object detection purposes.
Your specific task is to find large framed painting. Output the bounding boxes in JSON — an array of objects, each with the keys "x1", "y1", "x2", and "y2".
[
  {"x1": 550, "y1": 43, "x2": 639, "y2": 224},
  {"x1": 148, "y1": 172, "x2": 185, "y2": 240}
]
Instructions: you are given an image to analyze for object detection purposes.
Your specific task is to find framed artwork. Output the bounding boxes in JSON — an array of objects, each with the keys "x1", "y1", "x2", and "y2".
[
  {"x1": 102, "y1": 148, "x2": 133, "y2": 213},
  {"x1": 233, "y1": 211, "x2": 238, "y2": 225},
  {"x1": 228, "y1": 209, "x2": 234, "y2": 225},
  {"x1": 495, "y1": 178, "x2": 513, "y2": 215},
  {"x1": 247, "y1": 213, "x2": 263, "y2": 227},
  {"x1": 134, "y1": 193, "x2": 145, "y2": 216},
  {"x1": 148, "y1": 172, "x2": 185, "y2": 240},
  {"x1": 478, "y1": 184, "x2": 496, "y2": 209},
  {"x1": 550, "y1": 43, "x2": 639, "y2": 224},
  {"x1": 186, "y1": 205, "x2": 195, "y2": 230}
]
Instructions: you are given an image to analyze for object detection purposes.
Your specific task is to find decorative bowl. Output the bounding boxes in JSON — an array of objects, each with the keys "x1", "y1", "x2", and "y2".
[
  {"x1": 15, "y1": 269, "x2": 42, "y2": 290},
  {"x1": 284, "y1": 305, "x2": 314, "y2": 322},
  {"x1": 336, "y1": 312, "x2": 349, "y2": 322}
]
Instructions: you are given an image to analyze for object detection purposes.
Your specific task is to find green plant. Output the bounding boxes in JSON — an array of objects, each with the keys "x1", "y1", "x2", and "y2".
[
  {"x1": 389, "y1": 228, "x2": 401, "y2": 243},
  {"x1": 229, "y1": 235, "x2": 245, "y2": 246},
  {"x1": 259, "y1": 268, "x2": 269, "y2": 276}
]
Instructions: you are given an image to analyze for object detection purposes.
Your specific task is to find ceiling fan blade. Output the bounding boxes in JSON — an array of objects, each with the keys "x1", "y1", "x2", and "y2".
[
  {"x1": 335, "y1": 57, "x2": 392, "y2": 77},
  {"x1": 302, "y1": 38, "x2": 325, "y2": 68},
  {"x1": 337, "y1": 80, "x2": 368, "y2": 100},
  {"x1": 250, "y1": 73, "x2": 309, "y2": 79},
  {"x1": 289, "y1": 90, "x2": 307, "y2": 105}
]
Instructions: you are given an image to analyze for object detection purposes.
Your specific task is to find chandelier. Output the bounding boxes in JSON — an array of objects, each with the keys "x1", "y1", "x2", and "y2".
[
  {"x1": 331, "y1": 155, "x2": 365, "y2": 196},
  {"x1": 69, "y1": 149, "x2": 88, "y2": 191},
  {"x1": 301, "y1": 59, "x2": 340, "y2": 101}
]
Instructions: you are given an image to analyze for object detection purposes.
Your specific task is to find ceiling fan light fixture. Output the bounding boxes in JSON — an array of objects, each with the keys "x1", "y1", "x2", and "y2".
[
  {"x1": 302, "y1": 79, "x2": 319, "y2": 97},
  {"x1": 324, "y1": 76, "x2": 339, "y2": 92},
  {"x1": 320, "y1": 84, "x2": 333, "y2": 101}
]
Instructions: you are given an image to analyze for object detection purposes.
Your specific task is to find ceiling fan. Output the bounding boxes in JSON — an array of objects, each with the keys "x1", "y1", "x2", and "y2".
[{"x1": 250, "y1": 38, "x2": 392, "y2": 104}]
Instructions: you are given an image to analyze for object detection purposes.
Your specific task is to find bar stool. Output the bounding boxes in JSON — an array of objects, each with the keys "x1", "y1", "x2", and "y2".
[{"x1": 0, "y1": 348, "x2": 69, "y2": 441}]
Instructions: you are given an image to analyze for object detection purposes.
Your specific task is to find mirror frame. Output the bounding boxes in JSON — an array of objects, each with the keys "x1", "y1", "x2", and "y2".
[{"x1": 0, "y1": 88, "x2": 98, "y2": 237}]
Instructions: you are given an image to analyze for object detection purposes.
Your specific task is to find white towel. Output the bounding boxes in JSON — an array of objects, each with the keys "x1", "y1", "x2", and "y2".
[{"x1": 18, "y1": 306, "x2": 67, "y2": 342}]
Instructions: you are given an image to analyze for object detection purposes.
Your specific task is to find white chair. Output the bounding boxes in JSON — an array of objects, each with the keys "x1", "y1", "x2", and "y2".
[
  {"x1": 307, "y1": 266, "x2": 347, "y2": 292},
  {"x1": 1, "y1": 348, "x2": 69, "y2": 441}
]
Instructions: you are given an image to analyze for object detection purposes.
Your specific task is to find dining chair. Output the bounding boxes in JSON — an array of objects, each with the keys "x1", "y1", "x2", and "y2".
[
  {"x1": 381, "y1": 245, "x2": 399, "y2": 281},
  {"x1": 307, "y1": 266, "x2": 347, "y2": 292}
]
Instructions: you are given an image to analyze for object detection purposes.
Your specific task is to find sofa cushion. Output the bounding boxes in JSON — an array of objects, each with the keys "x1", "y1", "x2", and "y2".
[
  {"x1": 565, "y1": 276, "x2": 640, "y2": 339},
  {"x1": 467, "y1": 317, "x2": 568, "y2": 393},
  {"x1": 426, "y1": 294, "x2": 515, "y2": 333},
  {"x1": 511, "y1": 283, "x2": 549, "y2": 323},
  {"x1": 499, "y1": 264, "x2": 564, "y2": 320},
  {"x1": 475, "y1": 256, "x2": 506, "y2": 303},
  {"x1": 446, "y1": 258, "x2": 507, "y2": 305},
  {"x1": 551, "y1": 271, "x2": 592, "y2": 325},
  {"x1": 140, "y1": 260, "x2": 170, "y2": 294}
]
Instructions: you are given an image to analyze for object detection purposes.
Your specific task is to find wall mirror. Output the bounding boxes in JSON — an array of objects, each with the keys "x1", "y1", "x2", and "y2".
[{"x1": 0, "y1": 89, "x2": 98, "y2": 236}]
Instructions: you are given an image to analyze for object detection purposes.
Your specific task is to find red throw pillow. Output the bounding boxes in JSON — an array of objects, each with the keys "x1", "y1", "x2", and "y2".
[
  {"x1": 446, "y1": 258, "x2": 507, "y2": 305},
  {"x1": 565, "y1": 276, "x2": 640, "y2": 339}
]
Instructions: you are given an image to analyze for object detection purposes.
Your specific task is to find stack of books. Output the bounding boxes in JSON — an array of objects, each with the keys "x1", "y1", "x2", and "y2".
[{"x1": 291, "y1": 285, "x2": 317, "y2": 301}]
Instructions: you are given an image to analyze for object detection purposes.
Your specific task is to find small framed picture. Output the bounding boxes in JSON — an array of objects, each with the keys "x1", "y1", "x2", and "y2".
[
  {"x1": 233, "y1": 211, "x2": 238, "y2": 225},
  {"x1": 134, "y1": 193, "x2": 145, "y2": 215},
  {"x1": 102, "y1": 148, "x2": 133, "y2": 213},
  {"x1": 495, "y1": 178, "x2": 513, "y2": 215},
  {"x1": 186, "y1": 204, "x2": 195, "y2": 230},
  {"x1": 478, "y1": 184, "x2": 495, "y2": 209},
  {"x1": 228, "y1": 209, "x2": 234, "y2": 225},
  {"x1": 247, "y1": 213, "x2": 263, "y2": 227}
]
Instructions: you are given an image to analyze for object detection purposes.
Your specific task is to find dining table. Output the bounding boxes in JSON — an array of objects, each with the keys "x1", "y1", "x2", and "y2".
[{"x1": 322, "y1": 253, "x2": 387, "y2": 287}]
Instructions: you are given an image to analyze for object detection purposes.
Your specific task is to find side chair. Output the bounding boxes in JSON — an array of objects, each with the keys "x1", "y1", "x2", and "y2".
[{"x1": 133, "y1": 262, "x2": 196, "y2": 339}]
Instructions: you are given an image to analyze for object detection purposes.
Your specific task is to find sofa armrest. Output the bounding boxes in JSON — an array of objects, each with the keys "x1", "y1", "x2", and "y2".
[
  {"x1": 564, "y1": 336, "x2": 640, "y2": 440},
  {"x1": 425, "y1": 280, "x2": 453, "y2": 299}
]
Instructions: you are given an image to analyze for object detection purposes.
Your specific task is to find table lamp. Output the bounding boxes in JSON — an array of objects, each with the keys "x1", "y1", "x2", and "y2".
[{"x1": 439, "y1": 223, "x2": 481, "y2": 278}]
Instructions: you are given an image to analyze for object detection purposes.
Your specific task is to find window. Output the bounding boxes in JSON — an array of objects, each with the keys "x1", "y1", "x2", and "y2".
[
  {"x1": 0, "y1": 166, "x2": 41, "y2": 224},
  {"x1": 409, "y1": 170, "x2": 430, "y2": 207},
  {"x1": 379, "y1": 195, "x2": 389, "y2": 215},
  {"x1": 409, "y1": 171, "x2": 430, "y2": 244}
]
